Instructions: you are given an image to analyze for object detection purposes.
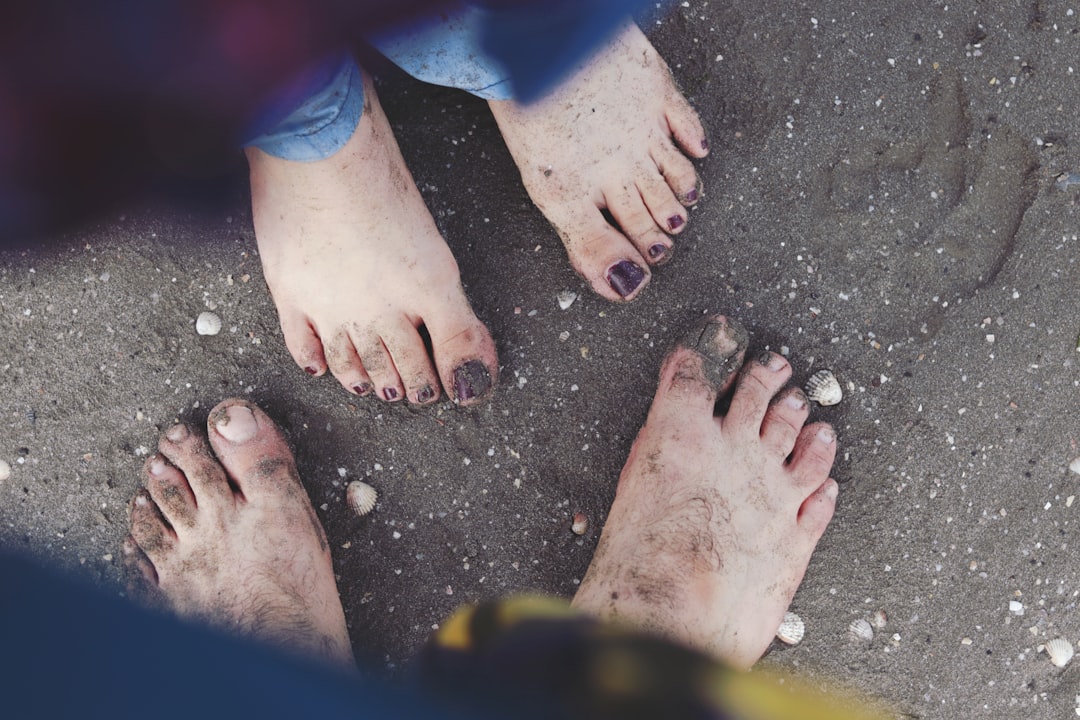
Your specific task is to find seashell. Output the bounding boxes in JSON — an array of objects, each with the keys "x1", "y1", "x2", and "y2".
[
  {"x1": 775, "y1": 611, "x2": 805, "y2": 645},
  {"x1": 195, "y1": 311, "x2": 222, "y2": 336},
  {"x1": 805, "y1": 370, "x2": 843, "y2": 406},
  {"x1": 0, "y1": 459, "x2": 10, "y2": 482},
  {"x1": 346, "y1": 481, "x2": 378, "y2": 517},
  {"x1": 571, "y1": 512, "x2": 588, "y2": 535},
  {"x1": 1070, "y1": 457, "x2": 1080, "y2": 476},
  {"x1": 557, "y1": 290, "x2": 578, "y2": 311},
  {"x1": 1045, "y1": 638, "x2": 1074, "y2": 668},
  {"x1": 848, "y1": 618, "x2": 874, "y2": 643},
  {"x1": 871, "y1": 609, "x2": 888, "y2": 629}
]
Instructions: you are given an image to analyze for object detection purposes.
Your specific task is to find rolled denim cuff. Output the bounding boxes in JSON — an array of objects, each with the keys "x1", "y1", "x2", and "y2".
[
  {"x1": 243, "y1": 53, "x2": 365, "y2": 162},
  {"x1": 370, "y1": 4, "x2": 514, "y2": 101}
]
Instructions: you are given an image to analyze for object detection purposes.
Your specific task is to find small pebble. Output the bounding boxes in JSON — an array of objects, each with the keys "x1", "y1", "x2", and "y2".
[
  {"x1": 0, "y1": 459, "x2": 10, "y2": 481},
  {"x1": 195, "y1": 311, "x2": 222, "y2": 336}
]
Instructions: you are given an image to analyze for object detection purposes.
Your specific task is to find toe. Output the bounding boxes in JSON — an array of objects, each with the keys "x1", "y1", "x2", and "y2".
[
  {"x1": 759, "y1": 388, "x2": 810, "y2": 460},
  {"x1": 665, "y1": 96, "x2": 709, "y2": 159},
  {"x1": 324, "y1": 330, "x2": 374, "y2": 396},
  {"x1": 121, "y1": 535, "x2": 163, "y2": 603},
  {"x1": 426, "y1": 305, "x2": 499, "y2": 406},
  {"x1": 550, "y1": 204, "x2": 651, "y2": 301},
  {"x1": 144, "y1": 455, "x2": 197, "y2": 530},
  {"x1": 797, "y1": 478, "x2": 839, "y2": 538},
  {"x1": 128, "y1": 490, "x2": 174, "y2": 559},
  {"x1": 605, "y1": 185, "x2": 672, "y2": 266},
  {"x1": 652, "y1": 142, "x2": 702, "y2": 206},
  {"x1": 158, "y1": 423, "x2": 233, "y2": 503},
  {"x1": 648, "y1": 315, "x2": 749, "y2": 421},
  {"x1": 352, "y1": 332, "x2": 405, "y2": 402},
  {"x1": 278, "y1": 308, "x2": 327, "y2": 377},
  {"x1": 206, "y1": 400, "x2": 302, "y2": 501},
  {"x1": 637, "y1": 171, "x2": 688, "y2": 241},
  {"x1": 787, "y1": 423, "x2": 838, "y2": 490},
  {"x1": 724, "y1": 351, "x2": 792, "y2": 436},
  {"x1": 379, "y1": 318, "x2": 442, "y2": 405}
]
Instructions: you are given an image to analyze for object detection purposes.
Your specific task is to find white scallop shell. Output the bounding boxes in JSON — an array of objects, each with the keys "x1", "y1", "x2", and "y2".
[
  {"x1": 805, "y1": 370, "x2": 843, "y2": 406},
  {"x1": 346, "y1": 481, "x2": 378, "y2": 517},
  {"x1": 848, "y1": 618, "x2": 874, "y2": 643},
  {"x1": 1045, "y1": 638, "x2": 1075, "y2": 668},
  {"x1": 195, "y1": 311, "x2": 222, "y2": 336},
  {"x1": 0, "y1": 459, "x2": 10, "y2": 482},
  {"x1": 557, "y1": 290, "x2": 578, "y2": 310},
  {"x1": 775, "y1": 611, "x2": 805, "y2": 645}
]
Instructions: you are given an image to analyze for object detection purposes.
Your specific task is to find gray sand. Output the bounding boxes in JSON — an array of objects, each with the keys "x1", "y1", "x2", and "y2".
[{"x1": 2, "y1": 1, "x2": 1080, "y2": 716}]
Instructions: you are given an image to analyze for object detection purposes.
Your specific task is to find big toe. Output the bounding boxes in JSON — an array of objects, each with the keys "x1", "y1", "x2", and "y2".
[
  {"x1": 427, "y1": 304, "x2": 499, "y2": 406},
  {"x1": 649, "y1": 315, "x2": 749, "y2": 421},
  {"x1": 205, "y1": 400, "x2": 301, "y2": 499}
]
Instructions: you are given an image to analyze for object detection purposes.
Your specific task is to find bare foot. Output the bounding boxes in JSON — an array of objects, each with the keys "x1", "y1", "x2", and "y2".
[
  {"x1": 247, "y1": 71, "x2": 498, "y2": 406},
  {"x1": 572, "y1": 316, "x2": 838, "y2": 669},
  {"x1": 124, "y1": 400, "x2": 353, "y2": 665},
  {"x1": 489, "y1": 22, "x2": 708, "y2": 302}
]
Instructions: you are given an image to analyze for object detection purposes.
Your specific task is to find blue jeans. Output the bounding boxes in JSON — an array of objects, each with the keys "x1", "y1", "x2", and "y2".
[{"x1": 244, "y1": 1, "x2": 662, "y2": 161}]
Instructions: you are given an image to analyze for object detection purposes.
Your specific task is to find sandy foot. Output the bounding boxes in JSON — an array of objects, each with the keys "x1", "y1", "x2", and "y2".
[
  {"x1": 489, "y1": 21, "x2": 709, "y2": 302},
  {"x1": 124, "y1": 400, "x2": 353, "y2": 665},
  {"x1": 246, "y1": 71, "x2": 497, "y2": 406},
  {"x1": 572, "y1": 316, "x2": 838, "y2": 669}
]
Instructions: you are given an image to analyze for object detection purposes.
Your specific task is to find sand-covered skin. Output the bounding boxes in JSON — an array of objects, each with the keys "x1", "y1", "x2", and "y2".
[{"x1": 2, "y1": 2, "x2": 1080, "y2": 717}]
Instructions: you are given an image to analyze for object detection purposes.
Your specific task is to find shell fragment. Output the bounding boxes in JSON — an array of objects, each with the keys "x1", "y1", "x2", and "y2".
[
  {"x1": 1045, "y1": 638, "x2": 1075, "y2": 668},
  {"x1": 557, "y1": 291, "x2": 578, "y2": 311},
  {"x1": 848, "y1": 618, "x2": 874, "y2": 643},
  {"x1": 571, "y1": 512, "x2": 588, "y2": 535},
  {"x1": 776, "y1": 611, "x2": 805, "y2": 645},
  {"x1": 0, "y1": 459, "x2": 10, "y2": 482}
]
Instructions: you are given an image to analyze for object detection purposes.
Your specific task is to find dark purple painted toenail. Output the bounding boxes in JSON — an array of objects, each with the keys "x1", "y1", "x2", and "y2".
[
  {"x1": 648, "y1": 243, "x2": 667, "y2": 260},
  {"x1": 383, "y1": 387, "x2": 399, "y2": 401},
  {"x1": 701, "y1": 138, "x2": 709, "y2": 151},
  {"x1": 684, "y1": 188, "x2": 699, "y2": 204},
  {"x1": 668, "y1": 215, "x2": 684, "y2": 231},
  {"x1": 417, "y1": 385, "x2": 436, "y2": 403},
  {"x1": 353, "y1": 383, "x2": 372, "y2": 396},
  {"x1": 606, "y1": 260, "x2": 646, "y2": 298},
  {"x1": 453, "y1": 360, "x2": 492, "y2": 403},
  {"x1": 304, "y1": 366, "x2": 318, "y2": 376}
]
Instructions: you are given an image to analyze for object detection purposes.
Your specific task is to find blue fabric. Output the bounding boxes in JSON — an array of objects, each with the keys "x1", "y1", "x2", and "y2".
[
  {"x1": 0, "y1": 552, "x2": 466, "y2": 720},
  {"x1": 245, "y1": 0, "x2": 663, "y2": 161},
  {"x1": 243, "y1": 52, "x2": 366, "y2": 162}
]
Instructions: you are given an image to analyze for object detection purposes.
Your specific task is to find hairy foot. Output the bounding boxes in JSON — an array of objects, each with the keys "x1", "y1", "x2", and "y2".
[
  {"x1": 571, "y1": 316, "x2": 838, "y2": 669},
  {"x1": 489, "y1": 22, "x2": 708, "y2": 302},
  {"x1": 247, "y1": 71, "x2": 498, "y2": 406},
  {"x1": 124, "y1": 400, "x2": 353, "y2": 665}
]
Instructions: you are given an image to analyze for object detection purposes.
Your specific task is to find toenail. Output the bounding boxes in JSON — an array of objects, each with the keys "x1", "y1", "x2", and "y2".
[
  {"x1": 454, "y1": 360, "x2": 493, "y2": 403},
  {"x1": 606, "y1": 260, "x2": 646, "y2": 298},
  {"x1": 134, "y1": 494, "x2": 149, "y2": 507},
  {"x1": 166, "y1": 424, "x2": 188, "y2": 442},
  {"x1": 417, "y1": 385, "x2": 437, "y2": 403},
  {"x1": 215, "y1": 405, "x2": 259, "y2": 443},
  {"x1": 353, "y1": 383, "x2": 372, "y2": 396},
  {"x1": 817, "y1": 426, "x2": 836, "y2": 444},
  {"x1": 757, "y1": 351, "x2": 786, "y2": 371},
  {"x1": 701, "y1": 138, "x2": 709, "y2": 151},
  {"x1": 824, "y1": 481, "x2": 839, "y2": 499},
  {"x1": 383, "y1": 387, "x2": 399, "y2": 401},
  {"x1": 149, "y1": 457, "x2": 166, "y2": 476},
  {"x1": 784, "y1": 392, "x2": 807, "y2": 411},
  {"x1": 667, "y1": 215, "x2": 684, "y2": 231},
  {"x1": 684, "y1": 188, "x2": 699, "y2": 204},
  {"x1": 648, "y1": 243, "x2": 668, "y2": 260},
  {"x1": 304, "y1": 365, "x2": 319, "y2": 376}
]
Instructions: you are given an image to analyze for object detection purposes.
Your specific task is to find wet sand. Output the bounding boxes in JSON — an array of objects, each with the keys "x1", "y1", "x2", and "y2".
[{"x1": 2, "y1": 1, "x2": 1080, "y2": 716}]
